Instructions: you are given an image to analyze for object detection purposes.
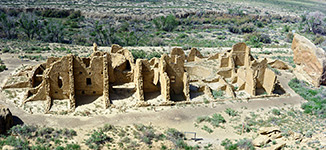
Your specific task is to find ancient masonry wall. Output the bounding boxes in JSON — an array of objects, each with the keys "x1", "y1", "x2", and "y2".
[{"x1": 3, "y1": 42, "x2": 284, "y2": 112}]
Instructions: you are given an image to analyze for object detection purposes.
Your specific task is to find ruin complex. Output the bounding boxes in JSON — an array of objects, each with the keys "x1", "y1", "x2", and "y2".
[{"x1": 2, "y1": 43, "x2": 285, "y2": 113}]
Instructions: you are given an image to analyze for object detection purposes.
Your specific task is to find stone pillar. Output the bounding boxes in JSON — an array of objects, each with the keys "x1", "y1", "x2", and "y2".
[
  {"x1": 0, "y1": 105, "x2": 13, "y2": 134},
  {"x1": 93, "y1": 43, "x2": 97, "y2": 52},
  {"x1": 183, "y1": 72, "x2": 190, "y2": 101},
  {"x1": 44, "y1": 76, "x2": 52, "y2": 113},
  {"x1": 103, "y1": 54, "x2": 111, "y2": 108},
  {"x1": 160, "y1": 72, "x2": 170, "y2": 101},
  {"x1": 135, "y1": 60, "x2": 144, "y2": 101},
  {"x1": 68, "y1": 55, "x2": 76, "y2": 111}
]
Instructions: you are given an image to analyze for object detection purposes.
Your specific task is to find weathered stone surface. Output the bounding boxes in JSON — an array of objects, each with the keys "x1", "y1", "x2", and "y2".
[
  {"x1": 171, "y1": 47, "x2": 186, "y2": 61},
  {"x1": 270, "y1": 142, "x2": 286, "y2": 150},
  {"x1": 258, "y1": 127, "x2": 280, "y2": 135},
  {"x1": 252, "y1": 135, "x2": 271, "y2": 147},
  {"x1": 291, "y1": 33, "x2": 326, "y2": 87},
  {"x1": 111, "y1": 44, "x2": 123, "y2": 53},
  {"x1": 268, "y1": 59, "x2": 290, "y2": 70},
  {"x1": 187, "y1": 48, "x2": 203, "y2": 62},
  {"x1": 2, "y1": 42, "x2": 284, "y2": 113},
  {"x1": 0, "y1": 105, "x2": 13, "y2": 134}
]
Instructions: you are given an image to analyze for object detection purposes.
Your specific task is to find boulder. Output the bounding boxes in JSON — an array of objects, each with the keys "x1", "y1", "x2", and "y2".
[
  {"x1": 268, "y1": 59, "x2": 290, "y2": 70},
  {"x1": 0, "y1": 105, "x2": 13, "y2": 134},
  {"x1": 258, "y1": 127, "x2": 281, "y2": 135},
  {"x1": 270, "y1": 142, "x2": 286, "y2": 150},
  {"x1": 252, "y1": 135, "x2": 271, "y2": 147},
  {"x1": 291, "y1": 33, "x2": 326, "y2": 87}
]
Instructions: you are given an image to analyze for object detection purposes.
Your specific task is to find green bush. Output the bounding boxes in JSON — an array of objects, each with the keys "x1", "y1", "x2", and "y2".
[
  {"x1": 271, "y1": 108, "x2": 281, "y2": 116},
  {"x1": 244, "y1": 32, "x2": 271, "y2": 48},
  {"x1": 153, "y1": 14, "x2": 179, "y2": 32},
  {"x1": 201, "y1": 125, "x2": 213, "y2": 133},
  {"x1": 85, "y1": 130, "x2": 112, "y2": 150},
  {"x1": 221, "y1": 138, "x2": 255, "y2": 150},
  {"x1": 288, "y1": 78, "x2": 326, "y2": 118},
  {"x1": 286, "y1": 32, "x2": 294, "y2": 43},
  {"x1": 131, "y1": 49, "x2": 161, "y2": 60},
  {"x1": 221, "y1": 139, "x2": 238, "y2": 150},
  {"x1": 0, "y1": 64, "x2": 7, "y2": 72},
  {"x1": 2, "y1": 136, "x2": 30, "y2": 149},
  {"x1": 210, "y1": 113, "x2": 226, "y2": 127},
  {"x1": 196, "y1": 116, "x2": 211, "y2": 123},
  {"x1": 240, "y1": 23, "x2": 255, "y2": 33},
  {"x1": 313, "y1": 35, "x2": 325, "y2": 45},
  {"x1": 225, "y1": 108, "x2": 238, "y2": 117},
  {"x1": 228, "y1": 26, "x2": 241, "y2": 34},
  {"x1": 212, "y1": 90, "x2": 224, "y2": 99}
]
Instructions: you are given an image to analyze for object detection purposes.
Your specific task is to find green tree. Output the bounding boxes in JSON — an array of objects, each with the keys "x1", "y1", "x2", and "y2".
[
  {"x1": 0, "y1": 13, "x2": 17, "y2": 39},
  {"x1": 18, "y1": 13, "x2": 40, "y2": 40},
  {"x1": 41, "y1": 19, "x2": 65, "y2": 43},
  {"x1": 153, "y1": 14, "x2": 179, "y2": 32}
]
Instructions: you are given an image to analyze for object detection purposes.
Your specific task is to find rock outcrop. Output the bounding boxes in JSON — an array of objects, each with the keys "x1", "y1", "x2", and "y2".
[
  {"x1": 268, "y1": 59, "x2": 290, "y2": 70},
  {"x1": 253, "y1": 127, "x2": 285, "y2": 149},
  {"x1": 0, "y1": 105, "x2": 13, "y2": 134},
  {"x1": 291, "y1": 33, "x2": 326, "y2": 87}
]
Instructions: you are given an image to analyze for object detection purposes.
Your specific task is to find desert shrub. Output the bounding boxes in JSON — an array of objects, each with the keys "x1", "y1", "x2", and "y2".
[
  {"x1": 164, "y1": 128, "x2": 199, "y2": 149},
  {"x1": 240, "y1": 23, "x2": 255, "y2": 33},
  {"x1": 236, "y1": 138, "x2": 255, "y2": 150},
  {"x1": 68, "y1": 10, "x2": 82, "y2": 20},
  {"x1": 38, "y1": 9, "x2": 70, "y2": 18},
  {"x1": 313, "y1": 35, "x2": 325, "y2": 45},
  {"x1": 18, "y1": 55, "x2": 45, "y2": 61},
  {"x1": 271, "y1": 67, "x2": 281, "y2": 75},
  {"x1": 228, "y1": 26, "x2": 241, "y2": 34},
  {"x1": 210, "y1": 113, "x2": 226, "y2": 127},
  {"x1": 177, "y1": 33, "x2": 188, "y2": 39},
  {"x1": 0, "y1": 13, "x2": 18, "y2": 39},
  {"x1": 282, "y1": 25, "x2": 291, "y2": 33},
  {"x1": 153, "y1": 14, "x2": 179, "y2": 32},
  {"x1": 201, "y1": 125, "x2": 213, "y2": 133},
  {"x1": 244, "y1": 32, "x2": 271, "y2": 48},
  {"x1": 225, "y1": 108, "x2": 238, "y2": 117},
  {"x1": 18, "y1": 13, "x2": 40, "y2": 40},
  {"x1": 217, "y1": 35, "x2": 227, "y2": 40},
  {"x1": 221, "y1": 139, "x2": 238, "y2": 150},
  {"x1": 134, "y1": 124, "x2": 164, "y2": 145},
  {"x1": 212, "y1": 90, "x2": 224, "y2": 99},
  {"x1": 255, "y1": 21, "x2": 264, "y2": 28},
  {"x1": 196, "y1": 113, "x2": 226, "y2": 128},
  {"x1": 9, "y1": 125, "x2": 38, "y2": 138},
  {"x1": 286, "y1": 32, "x2": 294, "y2": 43},
  {"x1": 196, "y1": 116, "x2": 211, "y2": 123},
  {"x1": 85, "y1": 130, "x2": 112, "y2": 150},
  {"x1": 271, "y1": 108, "x2": 281, "y2": 116},
  {"x1": 221, "y1": 138, "x2": 255, "y2": 150},
  {"x1": 288, "y1": 78, "x2": 326, "y2": 118},
  {"x1": 2, "y1": 136, "x2": 30, "y2": 149},
  {"x1": 305, "y1": 11, "x2": 326, "y2": 35},
  {"x1": 0, "y1": 64, "x2": 7, "y2": 72},
  {"x1": 130, "y1": 49, "x2": 161, "y2": 61}
]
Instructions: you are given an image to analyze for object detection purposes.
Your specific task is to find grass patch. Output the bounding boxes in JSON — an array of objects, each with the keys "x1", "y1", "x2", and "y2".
[{"x1": 288, "y1": 78, "x2": 326, "y2": 118}]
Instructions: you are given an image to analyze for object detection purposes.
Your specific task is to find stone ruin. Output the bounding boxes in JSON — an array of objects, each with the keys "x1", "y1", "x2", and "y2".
[{"x1": 2, "y1": 42, "x2": 285, "y2": 113}]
